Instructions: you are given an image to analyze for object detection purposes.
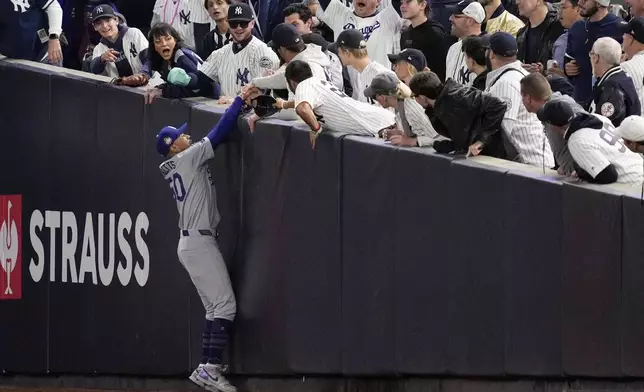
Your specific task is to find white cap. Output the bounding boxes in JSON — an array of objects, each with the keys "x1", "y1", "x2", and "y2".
[
  {"x1": 462, "y1": 2, "x2": 486, "y2": 24},
  {"x1": 615, "y1": 115, "x2": 644, "y2": 141},
  {"x1": 597, "y1": 0, "x2": 611, "y2": 7}
]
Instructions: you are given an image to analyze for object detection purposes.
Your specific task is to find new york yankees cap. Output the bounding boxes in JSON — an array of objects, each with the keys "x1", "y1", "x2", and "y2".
[
  {"x1": 536, "y1": 100, "x2": 575, "y2": 127},
  {"x1": 620, "y1": 16, "x2": 644, "y2": 43},
  {"x1": 447, "y1": 0, "x2": 485, "y2": 24},
  {"x1": 615, "y1": 115, "x2": 644, "y2": 142},
  {"x1": 91, "y1": 4, "x2": 117, "y2": 23},
  {"x1": 271, "y1": 23, "x2": 303, "y2": 49},
  {"x1": 228, "y1": 3, "x2": 254, "y2": 22},
  {"x1": 388, "y1": 49, "x2": 427, "y2": 72},
  {"x1": 156, "y1": 123, "x2": 188, "y2": 157}
]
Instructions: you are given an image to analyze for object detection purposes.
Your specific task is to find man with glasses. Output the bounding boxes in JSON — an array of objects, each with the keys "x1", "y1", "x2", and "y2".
[
  {"x1": 588, "y1": 37, "x2": 640, "y2": 126},
  {"x1": 166, "y1": 3, "x2": 279, "y2": 103}
]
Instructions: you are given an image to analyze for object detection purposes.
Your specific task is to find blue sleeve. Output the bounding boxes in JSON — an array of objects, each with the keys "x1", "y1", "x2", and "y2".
[
  {"x1": 90, "y1": 56, "x2": 106, "y2": 74},
  {"x1": 207, "y1": 97, "x2": 244, "y2": 150},
  {"x1": 141, "y1": 59, "x2": 153, "y2": 77},
  {"x1": 139, "y1": 48, "x2": 149, "y2": 68}
]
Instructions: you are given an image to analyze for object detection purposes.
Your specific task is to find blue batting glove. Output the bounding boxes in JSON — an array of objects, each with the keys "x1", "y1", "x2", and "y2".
[{"x1": 167, "y1": 68, "x2": 191, "y2": 86}]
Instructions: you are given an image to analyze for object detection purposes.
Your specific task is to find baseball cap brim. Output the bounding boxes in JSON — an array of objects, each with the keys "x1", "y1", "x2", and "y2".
[
  {"x1": 92, "y1": 13, "x2": 116, "y2": 23},
  {"x1": 228, "y1": 15, "x2": 254, "y2": 22},
  {"x1": 364, "y1": 86, "x2": 377, "y2": 100},
  {"x1": 387, "y1": 53, "x2": 405, "y2": 63},
  {"x1": 327, "y1": 42, "x2": 339, "y2": 55}
]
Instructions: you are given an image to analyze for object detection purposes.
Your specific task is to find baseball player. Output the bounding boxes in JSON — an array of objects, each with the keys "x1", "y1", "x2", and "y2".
[
  {"x1": 167, "y1": 3, "x2": 279, "y2": 104},
  {"x1": 365, "y1": 72, "x2": 447, "y2": 147},
  {"x1": 152, "y1": 0, "x2": 212, "y2": 52},
  {"x1": 156, "y1": 88, "x2": 254, "y2": 392},
  {"x1": 446, "y1": 0, "x2": 486, "y2": 86},
  {"x1": 537, "y1": 100, "x2": 644, "y2": 184},
  {"x1": 620, "y1": 17, "x2": 644, "y2": 114},
  {"x1": 201, "y1": 0, "x2": 233, "y2": 59},
  {"x1": 276, "y1": 59, "x2": 397, "y2": 148},
  {"x1": 0, "y1": 0, "x2": 63, "y2": 65},
  {"x1": 89, "y1": 5, "x2": 149, "y2": 79},
  {"x1": 485, "y1": 32, "x2": 555, "y2": 168},
  {"x1": 314, "y1": 0, "x2": 404, "y2": 69},
  {"x1": 330, "y1": 29, "x2": 398, "y2": 105},
  {"x1": 615, "y1": 115, "x2": 644, "y2": 153},
  {"x1": 588, "y1": 37, "x2": 641, "y2": 127}
]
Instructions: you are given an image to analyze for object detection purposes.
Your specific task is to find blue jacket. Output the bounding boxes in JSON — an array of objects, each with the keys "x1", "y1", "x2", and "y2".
[{"x1": 565, "y1": 13, "x2": 623, "y2": 106}]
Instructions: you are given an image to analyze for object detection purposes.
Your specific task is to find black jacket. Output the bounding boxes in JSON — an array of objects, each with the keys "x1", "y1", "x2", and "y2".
[
  {"x1": 591, "y1": 65, "x2": 642, "y2": 127},
  {"x1": 430, "y1": 79, "x2": 508, "y2": 158},
  {"x1": 400, "y1": 19, "x2": 452, "y2": 81},
  {"x1": 472, "y1": 70, "x2": 489, "y2": 91},
  {"x1": 516, "y1": 3, "x2": 564, "y2": 66}
]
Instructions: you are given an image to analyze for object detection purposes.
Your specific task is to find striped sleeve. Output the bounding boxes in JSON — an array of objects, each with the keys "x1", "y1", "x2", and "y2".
[
  {"x1": 403, "y1": 99, "x2": 444, "y2": 147},
  {"x1": 198, "y1": 47, "x2": 224, "y2": 81}
]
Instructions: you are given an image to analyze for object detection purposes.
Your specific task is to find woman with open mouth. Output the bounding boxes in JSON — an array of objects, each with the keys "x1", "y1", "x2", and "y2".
[
  {"x1": 89, "y1": 4, "x2": 149, "y2": 80},
  {"x1": 141, "y1": 23, "x2": 220, "y2": 104}
]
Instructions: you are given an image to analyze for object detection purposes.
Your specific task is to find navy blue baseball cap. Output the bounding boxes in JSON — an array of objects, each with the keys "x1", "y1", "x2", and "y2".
[
  {"x1": 228, "y1": 3, "x2": 254, "y2": 22},
  {"x1": 271, "y1": 23, "x2": 303, "y2": 48},
  {"x1": 488, "y1": 32, "x2": 518, "y2": 57},
  {"x1": 388, "y1": 49, "x2": 427, "y2": 72},
  {"x1": 328, "y1": 29, "x2": 367, "y2": 53},
  {"x1": 156, "y1": 123, "x2": 188, "y2": 156},
  {"x1": 620, "y1": 16, "x2": 644, "y2": 43},
  {"x1": 91, "y1": 4, "x2": 117, "y2": 22},
  {"x1": 536, "y1": 100, "x2": 575, "y2": 127}
]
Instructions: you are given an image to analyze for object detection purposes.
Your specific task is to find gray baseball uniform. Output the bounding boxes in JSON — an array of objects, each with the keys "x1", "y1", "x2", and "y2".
[{"x1": 158, "y1": 99, "x2": 245, "y2": 321}]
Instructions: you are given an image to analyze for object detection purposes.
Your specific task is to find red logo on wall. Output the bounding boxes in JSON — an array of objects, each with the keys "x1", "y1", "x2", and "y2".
[{"x1": 0, "y1": 195, "x2": 22, "y2": 300}]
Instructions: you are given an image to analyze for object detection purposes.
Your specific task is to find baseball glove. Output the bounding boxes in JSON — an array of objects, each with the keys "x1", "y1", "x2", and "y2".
[
  {"x1": 251, "y1": 95, "x2": 279, "y2": 118},
  {"x1": 113, "y1": 74, "x2": 150, "y2": 87}
]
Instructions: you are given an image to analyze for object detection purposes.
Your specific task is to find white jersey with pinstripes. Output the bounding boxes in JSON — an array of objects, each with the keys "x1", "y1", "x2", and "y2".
[
  {"x1": 294, "y1": 77, "x2": 396, "y2": 136},
  {"x1": 397, "y1": 98, "x2": 446, "y2": 147},
  {"x1": 350, "y1": 61, "x2": 397, "y2": 104},
  {"x1": 152, "y1": 0, "x2": 211, "y2": 50},
  {"x1": 446, "y1": 39, "x2": 474, "y2": 86},
  {"x1": 318, "y1": 0, "x2": 402, "y2": 68},
  {"x1": 199, "y1": 37, "x2": 280, "y2": 97},
  {"x1": 567, "y1": 115, "x2": 644, "y2": 184},
  {"x1": 621, "y1": 51, "x2": 644, "y2": 114},
  {"x1": 485, "y1": 61, "x2": 555, "y2": 168},
  {"x1": 159, "y1": 137, "x2": 220, "y2": 231}
]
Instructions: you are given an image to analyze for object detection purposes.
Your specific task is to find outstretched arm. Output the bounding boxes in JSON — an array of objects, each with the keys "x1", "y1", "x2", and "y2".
[{"x1": 207, "y1": 96, "x2": 245, "y2": 150}]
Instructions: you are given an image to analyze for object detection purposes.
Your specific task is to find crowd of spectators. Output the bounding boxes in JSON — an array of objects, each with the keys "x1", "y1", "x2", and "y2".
[{"x1": 2, "y1": 0, "x2": 644, "y2": 184}]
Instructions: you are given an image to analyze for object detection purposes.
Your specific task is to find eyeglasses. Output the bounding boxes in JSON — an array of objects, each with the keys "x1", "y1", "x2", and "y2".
[{"x1": 229, "y1": 21, "x2": 250, "y2": 29}]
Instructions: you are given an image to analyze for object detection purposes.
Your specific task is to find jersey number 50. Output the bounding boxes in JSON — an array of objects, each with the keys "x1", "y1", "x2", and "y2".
[{"x1": 167, "y1": 173, "x2": 187, "y2": 202}]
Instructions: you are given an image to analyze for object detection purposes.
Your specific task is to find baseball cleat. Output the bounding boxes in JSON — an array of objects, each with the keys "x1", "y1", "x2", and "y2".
[
  {"x1": 197, "y1": 364, "x2": 237, "y2": 392},
  {"x1": 189, "y1": 364, "x2": 206, "y2": 388}
]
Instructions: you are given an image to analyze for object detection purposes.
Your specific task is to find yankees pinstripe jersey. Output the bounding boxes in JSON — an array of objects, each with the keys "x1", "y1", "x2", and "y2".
[
  {"x1": 350, "y1": 61, "x2": 397, "y2": 104},
  {"x1": 620, "y1": 51, "x2": 644, "y2": 114},
  {"x1": 252, "y1": 44, "x2": 330, "y2": 100},
  {"x1": 152, "y1": 0, "x2": 211, "y2": 50},
  {"x1": 294, "y1": 77, "x2": 396, "y2": 135},
  {"x1": 567, "y1": 115, "x2": 644, "y2": 184},
  {"x1": 485, "y1": 61, "x2": 555, "y2": 168},
  {"x1": 91, "y1": 26, "x2": 148, "y2": 78},
  {"x1": 199, "y1": 37, "x2": 279, "y2": 96},
  {"x1": 446, "y1": 39, "x2": 475, "y2": 86},
  {"x1": 318, "y1": 0, "x2": 403, "y2": 68},
  {"x1": 397, "y1": 98, "x2": 445, "y2": 147}
]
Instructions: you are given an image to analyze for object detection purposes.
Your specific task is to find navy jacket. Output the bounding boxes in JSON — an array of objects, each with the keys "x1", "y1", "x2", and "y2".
[
  {"x1": 565, "y1": 13, "x2": 623, "y2": 106},
  {"x1": 591, "y1": 65, "x2": 641, "y2": 127}
]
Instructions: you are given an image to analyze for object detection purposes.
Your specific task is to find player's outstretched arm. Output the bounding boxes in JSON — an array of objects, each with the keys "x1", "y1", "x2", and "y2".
[{"x1": 206, "y1": 96, "x2": 245, "y2": 150}]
